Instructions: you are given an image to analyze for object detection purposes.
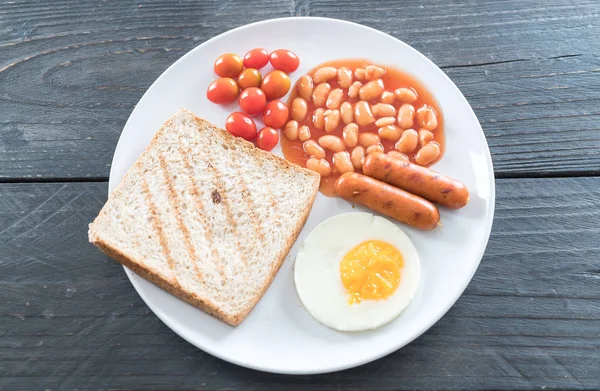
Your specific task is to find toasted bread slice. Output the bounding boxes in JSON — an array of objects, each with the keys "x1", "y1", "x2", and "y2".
[{"x1": 89, "y1": 109, "x2": 320, "y2": 325}]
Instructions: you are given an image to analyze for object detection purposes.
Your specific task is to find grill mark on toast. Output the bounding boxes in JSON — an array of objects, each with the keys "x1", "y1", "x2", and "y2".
[
  {"x1": 233, "y1": 164, "x2": 266, "y2": 253},
  {"x1": 180, "y1": 147, "x2": 224, "y2": 283},
  {"x1": 158, "y1": 154, "x2": 204, "y2": 283},
  {"x1": 202, "y1": 148, "x2": 247, "y2": 275},
  {"x1": 141, "y1": 178, "x2": 178, "y2": 285}
]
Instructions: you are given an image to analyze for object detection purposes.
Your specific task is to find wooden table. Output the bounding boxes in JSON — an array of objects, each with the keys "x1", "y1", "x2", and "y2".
[{"x1": 2, "y1": 1, "x2": 599, "y2": 389}]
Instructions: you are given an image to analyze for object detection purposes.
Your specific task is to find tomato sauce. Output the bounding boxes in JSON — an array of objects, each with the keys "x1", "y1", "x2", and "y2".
[{"x1": 282, "y1": 59, "x2": 445, "y2": 197}]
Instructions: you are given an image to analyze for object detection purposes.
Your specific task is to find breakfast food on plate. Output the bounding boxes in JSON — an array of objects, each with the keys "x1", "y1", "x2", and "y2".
[
  {"x1": 335, "y1": 173, "x2": 440, "y2": 230},
  {"x1": 281, "y1": 59, "x2": 445, "y2": 197},
  {"x1": 294, "y1": 212, "x2": 421, "y2": 331},
  {"x1": 363, "y1": 153, "x2": 470, "y2": 209},
  {"x1": 206, "y1": 48, "x2": 299, "y2": 152},
  {"x1": 88, "y1": 109, "x2": 320, "y2": 326}
]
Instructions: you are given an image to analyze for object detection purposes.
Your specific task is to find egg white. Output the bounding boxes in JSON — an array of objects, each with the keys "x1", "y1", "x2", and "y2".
[{"x1": 294, "y1": 212, "x2": 421, "y2": 332}]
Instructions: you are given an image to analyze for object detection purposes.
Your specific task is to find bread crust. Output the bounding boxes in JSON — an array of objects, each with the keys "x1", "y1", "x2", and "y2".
[{"x1": 89, "y1": 109, "x2": 319, "y2": 326}]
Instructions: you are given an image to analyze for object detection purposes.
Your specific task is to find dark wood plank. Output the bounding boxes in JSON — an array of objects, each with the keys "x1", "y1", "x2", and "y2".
[
  {"x1": 1, "y1": 0, "x2": 600, "y2": 179},
  {"x1": 1, "y1": 178, "x2": 599, "y2": 390}
]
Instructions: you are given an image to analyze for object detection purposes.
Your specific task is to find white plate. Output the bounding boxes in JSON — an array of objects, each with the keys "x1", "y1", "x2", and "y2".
[{"x1": 109, "y1": 17, "x2": 495, "y2": 374}]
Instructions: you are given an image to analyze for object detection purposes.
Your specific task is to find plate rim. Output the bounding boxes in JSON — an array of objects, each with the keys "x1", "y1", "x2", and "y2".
[{"x1": 108, "y1": 16, "x2": 496, "y2": 375}]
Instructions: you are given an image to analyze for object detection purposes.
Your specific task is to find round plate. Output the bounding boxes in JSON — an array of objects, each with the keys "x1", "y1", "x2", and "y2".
[{"x1": 109, "y1": 17, "x2": 495, "y2": 374}]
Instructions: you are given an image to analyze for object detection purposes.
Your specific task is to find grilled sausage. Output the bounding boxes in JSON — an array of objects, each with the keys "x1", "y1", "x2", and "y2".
[
  {"x1": 363, "y1": 153, "x2": 469, "y2": 209},
  {"x1": 335, "y1": 172, "x2": 440, "y2": 230}
]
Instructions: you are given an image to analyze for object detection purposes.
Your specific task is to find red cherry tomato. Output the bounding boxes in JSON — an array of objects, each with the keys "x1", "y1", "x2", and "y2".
[
  {"x1": 237, "y1": 68, "x2": 262, "y2": 90},
  {"x1": 214, "y1": 53, "x2": 243, "y2": 78},
  {"x1": 262, "y1": 100, "x2": 289, "y2": 129},
  {"x1": 243, "y1": 48, "x2": 269, "y2": 69},
  {"x1": 207, "y1": 77, "x2": 239, "y2": 104},
  {"x1": 256, "y1": 127, "x2": 280, "y2": 151},
  {"x1": 225, "y1": 112, "x2": 257, "y2": 140},
  {"x1": 269, "y1": 49, "x2": 300, "y2": 73},
  {"x1": 261, "y1": 70, "x2": 291, "y2": 100},
  {"x1": 238, "y1": 87, "x2": 266, "y2": 116}
]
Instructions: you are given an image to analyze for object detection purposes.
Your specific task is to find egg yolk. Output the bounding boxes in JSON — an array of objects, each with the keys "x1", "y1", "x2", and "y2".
[{"x1": 340, "y1": 240, "x2": 404, "y2": 305}]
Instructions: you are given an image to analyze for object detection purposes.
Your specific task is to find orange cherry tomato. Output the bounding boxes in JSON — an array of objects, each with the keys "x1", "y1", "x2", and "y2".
[
  {"x1": 256, "y1": 127, "x2": 279, "y2": 151},
  {"x1": 225, "y1": 112, "x2": 257, "y2": 140},
  {"x1": 262, "y1": 100, "x2": 289, "y2": 129},
  {"x1": 261, "y1": 70, "x2": 291, "y2": 100},
  {"x1": 214, "y1": 53, "x2": 243, "y2": 78},
  {"x1": 243, "y1": 48, "x2": 269, "y2": 69},
  {"x1": 238, "y1": 87, "x2": 266, "y2": 116},
  {"x1": 207, "y1": 77, "x2": 239, "y2": 104},
  {"x1": 237, "y1": 68, "x2": 262, "y2": 90},
  {"x1": 269, "y1": 49, "x2": 300, "y2": 73}
]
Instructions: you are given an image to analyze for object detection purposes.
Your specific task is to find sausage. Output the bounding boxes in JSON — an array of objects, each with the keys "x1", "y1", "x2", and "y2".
[
  {"x1": 363, "y1": 153, "x2": 469, "y2": 209},
  {"x1": 335, "y1": 172, "x2": 440, "y2": 230}
]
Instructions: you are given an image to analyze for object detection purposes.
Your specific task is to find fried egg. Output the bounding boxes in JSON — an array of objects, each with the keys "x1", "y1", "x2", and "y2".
[{"x1": 294, "y1": 212, "x2": 420, "y2": 331}]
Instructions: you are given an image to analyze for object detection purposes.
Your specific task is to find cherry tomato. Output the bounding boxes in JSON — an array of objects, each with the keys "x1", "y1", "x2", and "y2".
[
  {"x1": 261, "y1": 70, "x2": 291, "y2": 100},
  {"x1": 237, "y1": 68, "x2": 262, "y2": 90},
  {"x1": 269, "y1": 49, "x2": 300, "y2": 73},
  {"x1": 243, "y1": 48, "x2": 269, "y2": 69},
  {"x1": 214, "y1": 53, "x2": 243, "y2": 78},
  {"x1": 225, "y1": 112, "x2": 257, "y2": 140},
  {"x1": 207, "y1": 77, "x2": 239, "y2": 104},
  {"x1": 256, "y1": 127, "x2": 279, "y2": 151},
  {"x1": 262, "y1": 100, "x2": 289, "y2": 129},
  {"x1": 238, "y1": 87, "x2": 266, "y2": 116}
]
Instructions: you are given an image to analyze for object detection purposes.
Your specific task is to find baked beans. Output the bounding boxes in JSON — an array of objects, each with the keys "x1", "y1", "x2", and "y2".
[
  {"x1": 340, "y1": 102, "x2": 353, "y2": 124},
  {"x1": 395, "y1": 128, "x2": 418, "y2": 153},
  {"x1": 298, "y1": 125, "x2": 312, "y2": 141},
  {"x1": 312, "y1": 82, "x2": 331, "y2": 107},
  {"x1": 397, "y1": 103, "x2": 415, "y2": 129},
  {"x1": 332, "y1": 151, "x2": 354, "y2": 174},
  {"x1": 297, "y1": 75, "x2": 314, "y2": 101},
  {"x1": 354, "y1": 101, "x2": 375, "y2": 127},
  {"x1": 283, "y1": 59, "x2": 445, "y2": 197},
  {"x1": 415, "y1": 141, "x2": 441, "y2": 166},
  {"x1": 291, "y1": 97, "x2": 308, "y2": 121},
  {"x1": 306, "y1": 157, "x2": 332, "y2": 177},
  {"x1": 303, "y1": 139, "x2": 326, "y2": 159},
  {"x1": 342, "y1": 123, "x2": 359, "y2": 147},
  {"x1": 318, "y1": 135, "x2": 345, "y2": 152}
]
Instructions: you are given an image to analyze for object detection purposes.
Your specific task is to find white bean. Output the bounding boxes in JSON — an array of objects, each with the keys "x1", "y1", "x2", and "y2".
[
  {"x1": 333, "y1": 151, "x2": 354, "y2": 174},
  {"x1": 364, "y1": 65, "x2": 386, "y2": 81},
  {"x1": 303, "y1": 140, "x2": 326, "y2": 159},
  {"x1": 395, "y1": 87, "x2": 418, "y2": 103},
  {"x1": 351, "y1": 146, "x2": 366, "y2": 170},
  {"x1": 415, "y1": 141, "x2": 441, "y2": 166},
  {"x1": 326, "y1": 88, "x2": 344, "y2": 109},
  {"x1": 318, "y1": 135, "x2": 345, "y2": 152},
  {"x1": 297, "y1": 75, "x2": 314, "y2": 101},
  {"x1": 397, "y1": 103, "x2": 415, "y2": 129},
  {"x1": 416, "y1": 105, "x2": 439, "y2": 131},
  {"x1": 354, "y1": 101, "x2": 375, "y2": 127},
  {"x1": 306, "y1": 157, "x2": 332, "y2": 177},
  {"x1": 371, "y1": 103, "x2": 397, "y2": 117},
  {"x1": 359, "y1": 79, "x2": 384, "y2": 101},
  {"x1": 395, "y1": 128, "x2": 418, "y2": 153},
  {"x1": 348, "y1": 81, "x2": 362, "y2": 99},
  {"x1": 378, "y1": 124, "x2": 402, "y2": 141},
  {"x1": 337, "y1": 67, "x2": 353, "y2": 88},
  {"x1": 313, "y1": 66, "x2": 337, "y2": 83},
  {"x1": 312, "y1": 82, "x2": 331, "y2": 107},
  {"x1": 342, "y1": 123, "x2": 359, "y2": 147},
  {"x1": 312, "y1": 108, "x2": 325, "y2": 129},
  {"x1": 340, "y1": 102, "x2": 353, "y2": 124},
  {"x1": 298, "y1": 125, "x2": 311, "y2": 141},
  {"x1": 324, "y1": 109, "x2": 341, "y2": 133},
  {"x1": 291, "y1": 97, "x2": 308, "y2": 121},
  {"x1": 358, "y1": 132, "x2": 380, "y2": 148},
  {"x1": 283, "y1": 120, "x2": 299, "y2": 140},
  {"x1": 380, "y1": 91, "x2": 395, "y2": 104}
]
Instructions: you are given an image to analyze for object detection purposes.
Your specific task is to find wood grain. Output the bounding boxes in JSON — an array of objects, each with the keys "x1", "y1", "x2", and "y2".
[
  {"x1": 1, "y1": 0, "x2": 600, "y2": 179},
  {"x1": 1, "y1": 178, "x2": 599, "y2": 390}
]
